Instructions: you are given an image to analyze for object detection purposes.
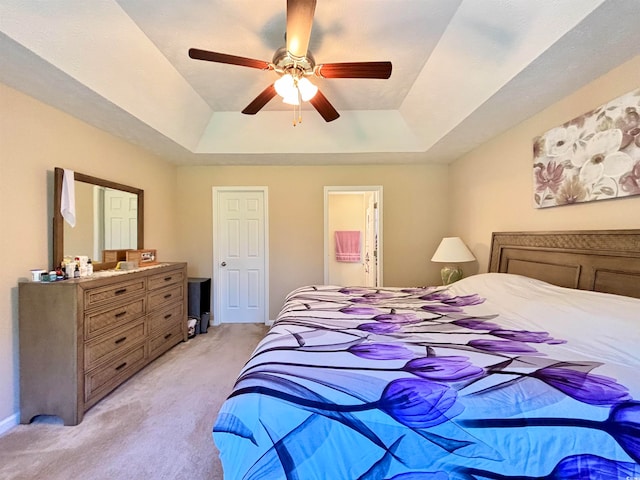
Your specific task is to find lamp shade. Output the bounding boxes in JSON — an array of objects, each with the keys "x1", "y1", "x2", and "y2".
[
  {"x1": 274, "y1": 74, "x2": 295, "y2": 97},
  {"x1": 282, "y1": 90, "x2": 300, "y2": 105},
  {"x1": 297, "y1": 77, "x2": 318, "y2": 101},
  {"x1": 431, "y1": 237, "x2": 475, "y2": 263}
]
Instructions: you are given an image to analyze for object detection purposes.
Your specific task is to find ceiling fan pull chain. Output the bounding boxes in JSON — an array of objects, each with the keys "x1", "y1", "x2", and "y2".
[{"x1": 291, "y1": 91, "x2": 303, "y2": 126}]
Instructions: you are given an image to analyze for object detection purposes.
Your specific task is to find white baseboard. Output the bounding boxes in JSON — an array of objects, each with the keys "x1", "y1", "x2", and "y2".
[{"x1": 0, "y1": 412, "x2": 19, "y2": 437}]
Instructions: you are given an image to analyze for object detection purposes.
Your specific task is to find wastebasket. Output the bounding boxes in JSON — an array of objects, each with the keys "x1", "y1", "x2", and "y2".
[{"x1": 200, "y1": 312, "x2": 210, "y2": 333}]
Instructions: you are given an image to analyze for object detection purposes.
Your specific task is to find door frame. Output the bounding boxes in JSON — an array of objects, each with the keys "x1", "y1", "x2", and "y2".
[
  {"x1": 323, "y1": 186, "x2": 383, "y2": 286},
  {"x1": 212, "y1": 186, "x2": 270, "y2": 325}
]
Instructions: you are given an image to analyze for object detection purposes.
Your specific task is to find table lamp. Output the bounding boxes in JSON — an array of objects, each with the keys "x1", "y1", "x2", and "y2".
[{"x1": 431, "y1": 237, "x2": 476, "y2": 285}]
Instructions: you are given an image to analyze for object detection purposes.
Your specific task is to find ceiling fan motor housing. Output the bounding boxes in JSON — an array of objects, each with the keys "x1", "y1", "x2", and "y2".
[{"x1": 272, "y1": 46, "x2": 315, "y2": 77}]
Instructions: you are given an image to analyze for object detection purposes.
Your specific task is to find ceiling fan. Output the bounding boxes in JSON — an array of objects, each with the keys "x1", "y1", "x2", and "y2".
[{"x1": 188, "y1": 0, "x2": 392, "y2": 123}]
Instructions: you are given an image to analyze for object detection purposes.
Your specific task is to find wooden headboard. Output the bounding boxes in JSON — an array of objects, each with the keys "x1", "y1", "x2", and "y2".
[{"x1": 488, "y1": 229, "x2": 640, "y2": 299}]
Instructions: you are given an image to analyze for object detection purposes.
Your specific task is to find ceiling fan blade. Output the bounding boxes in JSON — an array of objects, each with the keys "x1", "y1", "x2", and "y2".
[
  {"x1": 188, "y1": 48, "x2": 271, "y2": 70},
  {"x1": 286, "y1": 0, "x2": 316, "y2": 58},
  {"x1": 316, "y1": 62, "x2": 392, "y2": 79},
  {"x1": 242, "y1": 84, "x2": 277, "y2": 115},
  {"x1": 309, "y1": 89, "x2": 339, "y2": 122}
]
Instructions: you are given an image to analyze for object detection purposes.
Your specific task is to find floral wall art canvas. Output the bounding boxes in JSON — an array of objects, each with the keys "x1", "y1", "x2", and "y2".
[{"x1": 533, "y1": 88, "x2": 640, "y2": 208}]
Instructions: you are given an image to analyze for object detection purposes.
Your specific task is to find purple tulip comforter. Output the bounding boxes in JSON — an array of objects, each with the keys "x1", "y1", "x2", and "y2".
[{"x1": 213, "y1": 273, "x2": 640, "y2": 479}]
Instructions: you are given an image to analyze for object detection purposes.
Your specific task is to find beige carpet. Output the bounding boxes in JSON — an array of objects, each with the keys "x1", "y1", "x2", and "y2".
[{"x1": 0, "y1": 323, "x2": 268, "y2": 480}]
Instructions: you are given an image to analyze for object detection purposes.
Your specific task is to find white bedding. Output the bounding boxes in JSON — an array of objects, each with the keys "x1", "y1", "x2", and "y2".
[{"x1": 449, "y1": 273, "x2": 640, "y2": 370}]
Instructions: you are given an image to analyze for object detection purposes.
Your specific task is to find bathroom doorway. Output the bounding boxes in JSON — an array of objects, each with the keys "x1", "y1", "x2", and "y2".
[{"x1": 324, "y1": 186, "x2": 383, "y2": 287}]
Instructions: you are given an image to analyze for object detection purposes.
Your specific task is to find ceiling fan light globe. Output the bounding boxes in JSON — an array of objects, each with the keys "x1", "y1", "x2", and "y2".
[
  {"x1": 282, "y1": 90, "x2": 300, "y2": 106},
  {"x1": 274, "y1": 74, "x2": 295, "y2": 98},
  {"x1": 298, "y1": 77, "x2": 318, "y2": 101}
]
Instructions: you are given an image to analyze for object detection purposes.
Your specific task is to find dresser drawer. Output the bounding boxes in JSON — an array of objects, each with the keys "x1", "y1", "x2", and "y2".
[
  {"x1": 84, "y1": 298, "x2": 146, "y2": 339},
  {"x1": 84, "y1": 320, "x2": 146, "y2": 369},
  {"x1": 148, "y1": 269, "x2": 185, "y2": 291},
  {"x1": 84, "y1": 343, "x2": 146, "y2": 404},
  {"x1": 84, "y1": 278, "x2": 147, "y2": 309},
  {"x1": 148, "y1": 303, "x2": 183, "y2": 335},
  {"x1": 148, "y1": 284, "x2": 183, "y2": 312},
  {"x1": 149, "y1": 322, "x2": 183, "y2": 360}
]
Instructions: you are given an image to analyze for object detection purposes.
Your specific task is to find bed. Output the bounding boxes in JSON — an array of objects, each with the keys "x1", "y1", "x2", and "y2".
[{"x1": 213, "y1": 229, "x2": 640, "y2": 479}]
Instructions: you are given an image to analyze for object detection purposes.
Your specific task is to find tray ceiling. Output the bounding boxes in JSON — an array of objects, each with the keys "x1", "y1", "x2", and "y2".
[{"x1": 1, "y1": 0, "x2": 639, "y2": 165}]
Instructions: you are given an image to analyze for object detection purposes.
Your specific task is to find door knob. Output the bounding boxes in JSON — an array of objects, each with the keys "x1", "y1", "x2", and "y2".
[{"x1": 221, "y1": 261, "x2": 227, "y2": 267}]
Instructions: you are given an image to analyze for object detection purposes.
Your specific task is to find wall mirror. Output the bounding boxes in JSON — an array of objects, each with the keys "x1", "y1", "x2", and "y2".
[{"x1": 53, "y1": 167, "x2": 144, "y2": 270}]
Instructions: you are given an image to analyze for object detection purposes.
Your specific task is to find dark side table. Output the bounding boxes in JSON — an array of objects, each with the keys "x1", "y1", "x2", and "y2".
[{"x1": 187, "y1": 277, "x2": 211, "y2": 334}]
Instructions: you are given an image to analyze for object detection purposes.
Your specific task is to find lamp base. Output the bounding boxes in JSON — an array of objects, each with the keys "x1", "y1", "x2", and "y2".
[{"x1": 441, "y1": 265, "x2": 463, "y2": 285}]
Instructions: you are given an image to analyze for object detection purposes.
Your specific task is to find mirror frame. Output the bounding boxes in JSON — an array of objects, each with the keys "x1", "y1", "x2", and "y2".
[{"x1": 53, "y1": 167, "x2": 144, "y2": 270}]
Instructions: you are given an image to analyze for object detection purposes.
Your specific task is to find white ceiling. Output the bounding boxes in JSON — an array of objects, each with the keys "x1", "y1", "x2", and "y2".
[{"x1": 1, "y1": 0, "x2": 639, "y2": 166}]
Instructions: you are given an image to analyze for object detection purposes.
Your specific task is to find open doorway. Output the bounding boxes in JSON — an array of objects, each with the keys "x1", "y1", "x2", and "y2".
[{"x1": 324, "y1": 186, "x2": 383, "y2": 287}]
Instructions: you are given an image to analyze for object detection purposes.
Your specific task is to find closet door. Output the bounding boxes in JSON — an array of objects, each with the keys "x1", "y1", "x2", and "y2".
[{"x1": 213, "y1": 187, "x2": 268, "y2": 324}]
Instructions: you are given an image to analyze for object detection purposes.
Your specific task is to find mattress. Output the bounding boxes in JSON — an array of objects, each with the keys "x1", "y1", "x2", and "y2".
[{"x1": 213, "y1": 273, "x2": 640, "y2": 479}]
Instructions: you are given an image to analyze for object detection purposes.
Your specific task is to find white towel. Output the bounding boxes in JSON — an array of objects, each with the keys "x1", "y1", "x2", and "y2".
[{"x1": 61, "y1": 169, "x2": 76, "y2": 227}]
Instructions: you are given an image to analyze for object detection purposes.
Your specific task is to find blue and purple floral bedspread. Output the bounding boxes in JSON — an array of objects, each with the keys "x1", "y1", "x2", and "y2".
[{"x1": 213, "y1": 275, "x2": 640, "y2": 479}]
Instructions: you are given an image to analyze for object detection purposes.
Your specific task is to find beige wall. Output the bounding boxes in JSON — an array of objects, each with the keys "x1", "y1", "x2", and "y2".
[
  {"x1": 0, "y1": 84, "x2": 180, "y2": 428},
  {"x1": 176, "y1": 164, "x2": 450, "y2": 320},
  {"x1": 450, "y1": 55, "x2": 640, "y2": 270}
]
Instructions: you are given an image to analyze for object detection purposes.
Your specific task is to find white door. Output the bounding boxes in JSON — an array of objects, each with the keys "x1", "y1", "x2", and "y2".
[
  {"x1": 213, "y1": 187, "x2": 269, "y2": 324},
  {"x1": 103, "y1": 188, "x2": 138, "y2": 249}
]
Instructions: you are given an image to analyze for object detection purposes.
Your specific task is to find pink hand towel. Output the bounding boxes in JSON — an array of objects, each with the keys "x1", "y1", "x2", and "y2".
[{"x1": 335, "y1": 231, "x2": 361, "y2": 262}]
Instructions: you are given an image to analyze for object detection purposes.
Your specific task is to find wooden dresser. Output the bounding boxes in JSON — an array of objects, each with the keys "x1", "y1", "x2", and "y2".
[{"x1": 18, "y1": 262, "x2": 187, "y2": 425}]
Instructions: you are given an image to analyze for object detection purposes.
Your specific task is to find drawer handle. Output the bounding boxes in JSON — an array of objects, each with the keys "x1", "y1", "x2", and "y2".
[
  {"x1": 114, "y1": 336, "x2": 127, "y2": 345},
  {"x1": 164, "y1": 313, "x2": 173, "y2": 320},
  {"x1": 115, "y1": 362, "x2": 127, "y2": 371},
  {"x1": 164, "y1": 276, "x2": 173, "y2": 282},
  {"x1": 164, "y1": 333, "x2": 173, "y2": 340},
  {"x1": 115, "y1": 311, "x2": 127, "y2": 318},
  {"x1": 163, "y1": 293, "x2": 172, "y2": 299},
  {"x1": 115, "y1": 288, "x2": 127, "y2": 295}
]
